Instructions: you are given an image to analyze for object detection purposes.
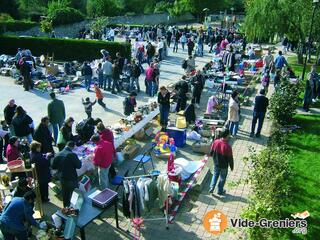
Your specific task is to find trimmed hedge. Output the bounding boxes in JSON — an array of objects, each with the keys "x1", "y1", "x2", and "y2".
[
  {"x1": 0, "y1": 20, "x2": 38, "y2": 33},
  {"x1": 0, "y1": 35, "x2": 131, "y2": 62}
]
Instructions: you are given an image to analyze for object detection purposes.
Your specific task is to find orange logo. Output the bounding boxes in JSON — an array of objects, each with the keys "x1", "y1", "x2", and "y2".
[{"x1": 203, "y1": 210, "x2": 228, "y2": 235}]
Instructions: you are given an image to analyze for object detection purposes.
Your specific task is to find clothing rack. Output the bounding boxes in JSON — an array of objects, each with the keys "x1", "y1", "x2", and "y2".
[
  {"x1": 123, "y1": 172, "x2": 171, "y2": 232},
  {"x1": 123, "y1": 172, "x2": 167, "y2": 180}
]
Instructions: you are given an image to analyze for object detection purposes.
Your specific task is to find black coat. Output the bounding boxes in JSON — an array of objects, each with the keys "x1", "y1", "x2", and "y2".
[
  {"x1": 31, "y1": 152, "x2": 51, "y2": 183},
  {"x1": 123, "y1": 97, "x2": 136, "y2": 116},
  {"x1": 52, "y1": 147, "x2": 81, "y2": 182},
  {"x1": 33, "y1": 123, "x2": 54, "y2": 153},
  {"x1": 12, "y1": 114, "x2": 33, "y2": 137},
  {"x1": 3, "y1": 104, "x2": 17, "y2": 125}
]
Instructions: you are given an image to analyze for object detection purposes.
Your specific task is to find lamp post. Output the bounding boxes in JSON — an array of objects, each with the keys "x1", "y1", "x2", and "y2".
[
  {"x1": 230, "y1": 7, "x2": 235, "y2": 15},
  {"x1": 301, "y1": 0, "x2": 319, "y2": 81}
]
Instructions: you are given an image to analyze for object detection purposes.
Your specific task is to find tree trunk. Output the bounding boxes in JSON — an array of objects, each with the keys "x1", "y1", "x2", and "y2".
[
  {"x1": 297, "y1": 53, "x2": 304, "y2": 64},
  {"x1": 316, "y1": 43, "x2": 320, "y2": 66},
  {"x1": 296, "y1": 42, "x2": 304, "y2": 64}
]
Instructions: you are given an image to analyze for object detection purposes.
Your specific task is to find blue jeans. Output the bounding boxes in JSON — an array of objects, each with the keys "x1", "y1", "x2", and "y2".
[
  {"x1": 229, "y1": 121, "x2": 239, "y2": 136},
  {"x1": 251, "y1": 112, "x2": 265, "y2": 135},
  {"x1": 147, "y1": 56, "x2": 153, "y2": 65},
  {"x1": 159, "y1": 105, "x2": 170, "y2": 126},
  {"x1": 104, "y1": 75, "x2": 113, "y2": 90},
  {"x1": 210, "y1": 166, "x2": 228, "y2": 193},
  {"x1": 130, "y1": 77, "x2": 140, "y2": 92},
  {"x1": 98, "y1": 166, "x2": 110, "y2": 190},
  {"x1": 98, "y1": 76, "x2": 103, "y2": 88},
  {"x1": 84, "y1": 75, "x2": 91, "y2": 91},
  {"x1": 51, "y1": 122, "x2": 63, "y2": 144}
]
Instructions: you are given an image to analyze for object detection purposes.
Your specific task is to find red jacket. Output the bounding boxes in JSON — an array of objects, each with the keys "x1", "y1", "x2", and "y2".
[
  {"x1": 99, "y1": 129, "x2": 114, "y2": 144},
  {"x1": 92, "y1": 140, "x2": 114, "y2": 168},
  {"x1": 6, "y1": 144, "x2": 21, "y2": 162}
]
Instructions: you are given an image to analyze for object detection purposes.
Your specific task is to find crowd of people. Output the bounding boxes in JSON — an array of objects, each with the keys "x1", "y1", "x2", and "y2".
[{"x1": 2, "y1": 20, "x2": 320, "y2": 239}]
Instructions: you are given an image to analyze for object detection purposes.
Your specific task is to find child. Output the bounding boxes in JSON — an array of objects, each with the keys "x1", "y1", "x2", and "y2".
[
  {"x1": 82, "y1": 97, "x2": 96, "y2": 119},
  {"x1": 94, "y1": 83, "x2": 106, "y2": 109},
  {"x1": 96, "y1": 63, "x2": 104, "y2": 89}
]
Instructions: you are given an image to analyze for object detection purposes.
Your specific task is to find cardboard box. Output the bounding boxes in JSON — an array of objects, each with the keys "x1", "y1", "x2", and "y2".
[
  {"x1": 134, "y1": 128, "x2": 145, "y2": 141},
  {"x1": 122, "y1": 144, "x2": 140, "y2": 160},
  {"x1": 46, "y1": 64, "x2": 59, "y2": 76}
]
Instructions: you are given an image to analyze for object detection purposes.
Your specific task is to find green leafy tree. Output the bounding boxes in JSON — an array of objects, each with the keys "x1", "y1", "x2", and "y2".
[
  {"x1": 0, "y1": 0, "x2": 20, "y2": 19},
  {"x1": 87, "y1": 0, "x2": 122, "y2": 18},
  {"x1": 18, "y1": 0, "x2": 48, "y2": 18},
  {"x1": 244, "y1": 0, "x2": 320, "y2": 63}
]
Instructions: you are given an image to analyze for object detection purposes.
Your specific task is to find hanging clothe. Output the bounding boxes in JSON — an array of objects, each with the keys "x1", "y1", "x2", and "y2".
[{"x1": 157, "y1": 175, "x2": 173, "y2": 209}]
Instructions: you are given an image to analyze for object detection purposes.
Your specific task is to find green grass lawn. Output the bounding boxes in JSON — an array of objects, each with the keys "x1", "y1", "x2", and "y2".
[{"x1": 281, "y1": 114, "x2": 320, "y2": 239}]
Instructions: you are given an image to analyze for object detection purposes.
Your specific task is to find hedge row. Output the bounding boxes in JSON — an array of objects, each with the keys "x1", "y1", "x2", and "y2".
[
  {"x1": 0, "y1": 35, "x2": 131, "y2": 62},
  {"x1": 0, "y1": 21, "x2": 38, "y2": 33}
]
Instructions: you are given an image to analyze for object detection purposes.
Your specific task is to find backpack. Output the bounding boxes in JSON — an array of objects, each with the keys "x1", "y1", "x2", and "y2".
[{"x1": 182, "y1": 59, "x2": 188, "y2": 69}]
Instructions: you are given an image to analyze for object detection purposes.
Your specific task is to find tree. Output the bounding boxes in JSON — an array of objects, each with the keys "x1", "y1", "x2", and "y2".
[
  {"x1": 87, "y1": 0, "x2": 122, "y2": 18},
  {"x1": 0, "y1": 0, "x2": 20, "y2": 19},
  {"x1": 17, "y1": 0, "x2": 48, "y2": 18},
  {"x1": 244, "y1": 0, "x2": 320, "y2": 63}
]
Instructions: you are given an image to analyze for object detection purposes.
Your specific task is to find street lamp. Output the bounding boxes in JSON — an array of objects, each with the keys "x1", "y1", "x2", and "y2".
[
  {"x1": 203, "y1": 8, "x2": 210, "y2": 24},
  {"x1": 230, "y1": 7, "x2": 235, "y2": 15},
  {"x1": 301, "y1": 0, "x2": 319, "y2": 81}
]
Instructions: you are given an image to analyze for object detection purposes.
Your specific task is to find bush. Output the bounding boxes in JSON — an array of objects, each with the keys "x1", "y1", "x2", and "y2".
[
  {"x1": 0, "y1": 35, "x2": 131, "y2": 62},
  {"x1": 0, "y1": 20, "x2": 38, "y2": 34},
  {"x1": 242, "y1": 146, "x2": 292, "y2": 239},
  {"x1": 40, "y1": 19, "x2": 53, "y2": 34},
  {"x1": 269, "y1": 80, "x2": 303, "y2": 126},
  {"x1": 0, "y1": 13, "x2": 14, "y2": 21},
  {"x1": 48, "y1": 7, "x2": 84, "y2": 26}
]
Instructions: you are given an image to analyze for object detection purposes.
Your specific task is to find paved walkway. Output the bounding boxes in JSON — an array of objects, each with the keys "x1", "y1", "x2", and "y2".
[{"x1": 0, "y1": 43, "x2": 275, "y2": 239}]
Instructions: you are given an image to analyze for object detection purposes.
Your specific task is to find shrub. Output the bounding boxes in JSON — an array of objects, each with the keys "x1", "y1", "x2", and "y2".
[
  {"x1": 48, "y1": 7, "x2": 85, "y2": 26},
  {"x1": 0, "y1": 35, "x2": 131, "y2": 62},
  {"x1": 40, "y1": 19, "x2": 53, "y2": 34},
  {"x1": 0, "y1": 13, "x2": 14, "y2": 21},
  {"x1": 0, "y1": 20, "x2": 38, "y2": 34},
  {"x1": 242, "y1": 147, "x2": 292, "y2": 239},
  {"x1": 269, "y1": 80, "x2": 303, "y2": 126}
]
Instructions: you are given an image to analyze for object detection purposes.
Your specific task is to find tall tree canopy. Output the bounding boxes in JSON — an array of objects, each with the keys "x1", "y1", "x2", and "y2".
[{"x1": 244, "y1": 0, "x2": 320, "y2": 44}]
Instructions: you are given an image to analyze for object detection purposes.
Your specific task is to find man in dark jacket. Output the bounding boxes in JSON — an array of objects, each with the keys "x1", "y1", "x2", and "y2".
[
  {"x1": 123, "y1": 92, "x2": 137, "y2": 116},
  {"x1": 191, "y1": 70, "x2": 204, "y2": 108},
  {"x1": 3, "y1": 99, "x2": 17, "y2": 127},
  {"x1": 129, "y1": 60, "x2": 141, "y2": 92},
  {"x1": 33, "y1": 116, "x2": 54, "y2": 154},
  {"x1": 52, "y1": 141, "x2": 82, "y2": 207},
  {"x1": 81, "y1": 62, "x2": 93, "y2": 92},
  {"x1": 48, "y1": 92, "x2": 66, "y2": 144},
  {"x1": 146, "y1": 42, "x2": 156, "y2": 65},
  {"x1": 175, "y1": 77, "x2": 189, "y2": 112},
  {"x1": 209, "y1": 128, "x2": 234, "y2": 195},
  {"x1": 250, "y1": 89, "x2": 269, "y2": 138},
  {"x1": 3, "y1": 99, "x2": 17, "y2": 136},
  {"x1": 20, "y1": 58, "x2": 33, "y2": 91}
]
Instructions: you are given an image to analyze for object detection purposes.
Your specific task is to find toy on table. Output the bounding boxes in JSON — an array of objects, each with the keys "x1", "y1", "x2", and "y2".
[{"x1": 153, "y1": 132, "x2": 177, "y2": 155}]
